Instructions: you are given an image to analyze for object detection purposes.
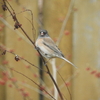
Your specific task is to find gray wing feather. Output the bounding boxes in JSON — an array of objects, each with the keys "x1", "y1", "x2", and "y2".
[{"x1": 43, "y1": 37, "x2": 64, "y2": 57}]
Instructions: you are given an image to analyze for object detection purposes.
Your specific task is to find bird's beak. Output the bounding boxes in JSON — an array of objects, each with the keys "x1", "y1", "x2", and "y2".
[{"x1": 40, "y1": 32, "x2": 44, "y2": 36}]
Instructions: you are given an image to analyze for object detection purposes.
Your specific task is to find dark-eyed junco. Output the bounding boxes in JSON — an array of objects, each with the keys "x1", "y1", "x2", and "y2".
[{"x1": 35, "y1": 29, "x2": 77, "y2": 68}]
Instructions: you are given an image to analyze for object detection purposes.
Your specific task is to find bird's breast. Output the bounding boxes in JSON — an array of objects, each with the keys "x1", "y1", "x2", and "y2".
[{"x1": 35, "y1": 38, "x2": 43, "y2": 47}]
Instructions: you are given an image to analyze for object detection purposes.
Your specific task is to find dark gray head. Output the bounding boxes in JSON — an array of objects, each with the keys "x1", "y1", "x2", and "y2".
[{"x1": 39, "y1": 29, "x2": 49, "y2": 37}]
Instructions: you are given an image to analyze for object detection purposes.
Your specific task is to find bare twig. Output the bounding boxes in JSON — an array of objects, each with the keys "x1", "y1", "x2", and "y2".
[
  {"x1": 0, "y1": 47, "x2": 47, "y2": 72},
  {"x1": 23, "y1": 9, "x2": 36, "y2": 42},
  {"x1": 52, "y1": 0, "x2": 75, "y2": 99},
  {"x1": 0, "y1": 65, "x2": 31, "y2": 100},
  {"x1": 18, "y1": 81, "x2": 52, "y2": 100},
  {"x1": 0, "y1": 17, "x2": 32, "y2": 45},
  {"x1": 38, "y1": 53, "x2": 64, "y2": 100},
  {"x1": 1, "y1": 1, "x2": 64, "y2": 99},
  {"x1": 57, "y1": 71, "x2": 71, "y2": 100},
  {"x1": 56, "y1": 0, "x2": 75, "y2": 46},
  {"x1": 10, "y1": 68, "x2": 56, "y2": 100},
  {"x1": 60, "y1": 70, "x2": 79, "y2": 89}
]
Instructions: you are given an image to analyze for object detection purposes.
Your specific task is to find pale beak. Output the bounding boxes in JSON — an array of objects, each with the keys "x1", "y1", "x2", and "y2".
[{"x1": 40, "y1": 32, "x2": 44, "y2": 35}]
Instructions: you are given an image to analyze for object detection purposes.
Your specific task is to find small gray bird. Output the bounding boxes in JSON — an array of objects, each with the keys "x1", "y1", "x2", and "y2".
[{"x1": 35, "y1": 29, "x2": 77, "y2": 68}]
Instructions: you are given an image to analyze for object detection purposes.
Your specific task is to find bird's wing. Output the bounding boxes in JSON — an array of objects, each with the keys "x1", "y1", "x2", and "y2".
[{"x1": 43, "y1": 37, "x2": 64, "y2": 57}]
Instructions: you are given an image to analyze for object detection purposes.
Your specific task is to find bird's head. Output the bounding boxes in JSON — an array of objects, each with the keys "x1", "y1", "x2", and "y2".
[{"x1": 39, "y1": 29, "x2": 49, "y2": 37}]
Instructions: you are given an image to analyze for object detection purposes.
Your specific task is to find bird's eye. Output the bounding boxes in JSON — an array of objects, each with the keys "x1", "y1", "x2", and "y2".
[{"x1": 40, "y1": 32, "x2": 44, "y2": 36}]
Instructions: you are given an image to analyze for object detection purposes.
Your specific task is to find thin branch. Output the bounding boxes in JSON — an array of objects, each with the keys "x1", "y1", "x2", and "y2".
[
  {"x1": 57, "y1": 71, "x2": 71, "y2": 100},
  {"x1": 9, "y1": 68, "x2": 56, "y2": 100},
  {"x1": 38, "y1": 52, "x2": 64, "y2": 100},
  {"x1": 18, "y1": 81, "x2": 52, "y2": 100},
  {"x1": 60, "y1": 70, "x2": 79, "y2": 89},
  {"x1": 2, "y1": 1, "x2": 64, "y2": 99},
  {"x1": 54, "y1": 0, "x2": 75, "y2": 99},
  {"x1": 0, "y1": 17, "x2": 32, "y2": 45},
  {"x1": 0, "y1": 47, "x2": 47, "y2": 73},
  {"x1": 25, "y1": 9, "x2": 36, "y2": 42},
  {"x1": 6, "y1": 0, "x2": 14, "y2": 12},
  {"x1": 0, "y1": 65, "x2": 30, "y2": 100},
  {"x1": 56, "y1": 0, "x2": 75, "y2": 46}
]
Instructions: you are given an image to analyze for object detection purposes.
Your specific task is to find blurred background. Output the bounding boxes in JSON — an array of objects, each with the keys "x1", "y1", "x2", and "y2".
[{"x1": 0, "y1": 0, "x2": 100, "y2": 100}]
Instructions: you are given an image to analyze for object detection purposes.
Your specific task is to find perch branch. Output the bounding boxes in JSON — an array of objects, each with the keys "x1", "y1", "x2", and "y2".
[{"x1": 1, "y1": 0, "x2": 64, "y2": 99}]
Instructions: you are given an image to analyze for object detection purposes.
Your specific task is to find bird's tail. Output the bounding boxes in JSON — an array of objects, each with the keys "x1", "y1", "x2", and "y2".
[{"x1": 61, "y1": 57, "x2": 77, "y2": 68}]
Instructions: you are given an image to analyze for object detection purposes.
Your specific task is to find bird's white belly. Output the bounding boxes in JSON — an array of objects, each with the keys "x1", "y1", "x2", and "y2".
[{"x1": 40, "y1": 46, "x2": 51, "y2": 54}]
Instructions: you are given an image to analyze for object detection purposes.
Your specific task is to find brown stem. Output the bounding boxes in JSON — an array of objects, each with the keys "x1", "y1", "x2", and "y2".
[
  {"x1": 57, "y1": 71, "x2": 71, "y2": 100},
  {"x1": 19, "y1": 25, "x2": 64, "y2": 100},
  {"x1": 2, "y1": 0, "x2": 64, "y2": 99},
  {"x1": 38, "y1": 53, "x2": 64, "y2": 100},
  {"x1": 10, "y1": 68, "x2": 56, "y2": 100}
]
